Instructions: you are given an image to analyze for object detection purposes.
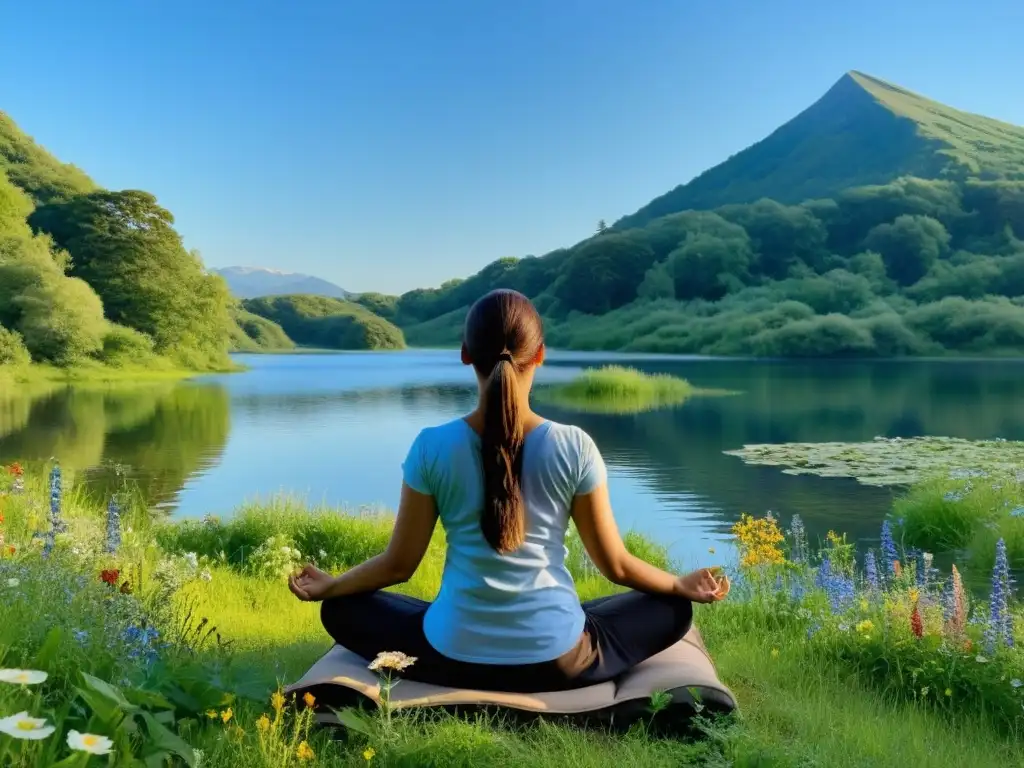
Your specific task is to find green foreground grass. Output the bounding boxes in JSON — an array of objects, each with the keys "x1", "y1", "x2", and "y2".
[{"x1": 1, "y1": 468, "x2": 1023, "y2": 766}]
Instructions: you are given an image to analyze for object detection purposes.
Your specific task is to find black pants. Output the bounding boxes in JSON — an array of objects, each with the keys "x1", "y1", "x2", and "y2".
[{"x1": 320, "y1": 590, "x2": 693, "y2": 693}]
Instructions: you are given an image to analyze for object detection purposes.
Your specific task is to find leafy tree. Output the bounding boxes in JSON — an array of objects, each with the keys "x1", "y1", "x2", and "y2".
[
  {"x1": 864, "y1": 214, "x2": 950, "y2": 286},
  {"x1": 668, "y1": 227, "x2": 753, "y2": 301},
  {"x1": 719, "y1": 199, "x2": 829, "y2": 277},
  {"x1": 15, "y1": 276, "x2": 106, "y2": 364},
  {"x1": 557, "y1": 232, "x2": 656, "y2": 314},
  {"x1": 28, "y1": 190, "x2": 232, "y2": 364},
  {"x1": 0, "y1": 324, "x2": 30, "y2": 366}
]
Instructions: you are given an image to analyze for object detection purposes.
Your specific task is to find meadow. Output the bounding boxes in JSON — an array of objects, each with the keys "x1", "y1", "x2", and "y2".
[{"x1": 0, "y1": 461, "x2": 1022, "y2": 767}]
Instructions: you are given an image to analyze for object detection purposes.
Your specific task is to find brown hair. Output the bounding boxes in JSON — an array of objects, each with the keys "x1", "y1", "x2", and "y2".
[{"x1": 463, "y1": 289, "x2": 544, "y2": 553}]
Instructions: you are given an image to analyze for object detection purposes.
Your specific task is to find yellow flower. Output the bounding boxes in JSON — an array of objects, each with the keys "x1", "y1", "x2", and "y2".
[
  {"x1": 369, "y1": 651, "x2": 417, "y2": 673},
  {"x1": 205, "y1": 710, "x2": 218, "y2": 720},
  {"x1": 256, "y1": 714, "x2": 271, "y2": 732},
  {"x1": 856, "y1": 620, "x2": 874, "y2": 634},
  {"x1": 731, "y1": 514, "x2": 785, "y2": 568},
  {"x1": 296, "y1": 741, "x2": 315, "y2": 761},
  {"x1": 364, "y1": 747, "x2": 376, "y2": 761},
  {"x1": 859, "y1": 599, "x2": 869, "y2": 612},
  {"x1": 908, "y1": 587, "x2": 920, "y2": 605},
  {"x1": 303, "y1": 692, "x2": 316, "y2": 708},
  {"x1": 271, "y1": 690, "x2": 286, "y2": 713},
  {"x1": 220, "y1": 707, "x2": 233, "y2": 724},
  {"x1": 770, "y1": 648, "x2": 779, "y2": 658},
  {"x1": 945, "y1": 688, "x2": 952, "y2": 697}
]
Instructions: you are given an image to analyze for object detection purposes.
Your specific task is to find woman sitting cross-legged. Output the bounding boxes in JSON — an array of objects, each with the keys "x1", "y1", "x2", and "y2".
[{"x1": 287, "y1": 288, "x2": 729, "y2": 693}]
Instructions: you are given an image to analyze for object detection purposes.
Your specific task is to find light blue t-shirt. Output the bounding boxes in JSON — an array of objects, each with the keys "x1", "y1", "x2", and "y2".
[{"x1": 402, "y1": 418, "x2": 607, "y2": 665}]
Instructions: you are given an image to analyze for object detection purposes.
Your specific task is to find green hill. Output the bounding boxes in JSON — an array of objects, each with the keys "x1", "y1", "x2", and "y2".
[
  {"x1": 242, "y1": 295, "x2": 406, "y2": 351},
  {"x1": 615, "y1": 71, "x2": 1024, "y2": 230},
  {"x1": 378, "y1": 72, "x2": 1024, "y2": 358}
]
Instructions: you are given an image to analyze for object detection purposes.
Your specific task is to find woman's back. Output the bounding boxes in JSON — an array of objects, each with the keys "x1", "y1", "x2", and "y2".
[{"x1": 403, "y1": 417, "x2": 605, "y2": 664}]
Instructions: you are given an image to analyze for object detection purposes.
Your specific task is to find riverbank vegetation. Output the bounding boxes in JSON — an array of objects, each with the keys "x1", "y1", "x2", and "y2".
[
  {"x1": 353, "y1": 74, "x2": 1024, "y2": 358},
  {"x1": 240, "y1": 296, "x2": 405, "y2": 352},
  {"x1": 1, "y1": 458, "x2": 1022, "y2": 766},
  {"x1": 535, "y1": 365, "x2": 725, "y2": 414}
]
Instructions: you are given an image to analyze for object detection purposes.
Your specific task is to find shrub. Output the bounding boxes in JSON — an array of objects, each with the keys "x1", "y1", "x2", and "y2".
[{"x1": 0, "y1": 324, "x2": 30, "y2": 366}]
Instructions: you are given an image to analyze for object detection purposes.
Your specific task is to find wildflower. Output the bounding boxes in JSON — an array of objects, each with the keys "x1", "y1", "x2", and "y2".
[
  {"x1": 184, "y1": 552, "x2": 199, "y2": 570},
  {"x1": 945, "y1": 688, "x2": 952, "y2": 697},
  {"x1": 200, "y1": 569, "x2": 212, "y2": 582},
  {"x1": 8, "y1": 463, "x2": 24, "y2": 494},
  {"x1": 731, "y1": 514, "x2": 785, "y2": 568},
  {"x1": 303, "y1": 692, "x2": 316, "y2": 708},
  {"x1": 206, "y1": 710, "x2": 218, "y2": 720},
  {"x1": 787, "y1": 515, "x2": 808, "y2": 564},
  {"x1": 0, "y1": 712, "x2": 55, "y2": 740},
  {"x1": 815, "y1": 555, "x2": 856, "y2": 614},
  {"x1": 101, "y1": 496, "x2": 121, "y2": 557},
  {"x1": 369, "y1": 651, "x2": 417, "y2": 672},
  {"x1": 296, "y1": 741, "x2": 315, "y2": 761},
  {"x1": 856, "y1": 619, "x2": 874, "y2": 634},
  {"x1": 6, "y1": 578, "x2": 19, "y2": 588},
  {"x1": 770, "y1": 648, "x2": 779, "y2": 658},
  {"x1": 1011, "y1": 679, "x2": 1023, "y2": 689},
  {"x1": 1010, "y1": 506, "x2": 1024, "y2": 518},
  {"x1": 271, "y1": 690, "x2": 286, "y2": 713},
  {"x1": 220, "y1": 708, "x2": 233, "y2": 724},
  {"x1": 67, "y1": 730, "x2": 114, "y2": 755},
  {"x1": 864, "y1": 551, "x2": 879, "y2": 592},
  {"x1": 944, "y1": 565, "x2": 968, "y2": 639},
  {"x1": 880, "y1": 520, "x2": 898, "y2": 580},
  {"x1": 984, "y1": 538, "x2": 1014, "y2": 652},
  {"x1": 100, "y1": 569, "x2": 120, "y2": 586},
  {"x1": 893, "y1": 560, "x2": 903, "y2": 579},
  {"x1": 921, "y1": 686, "x2": 930, "y2": 696},
  {"x1": 73, "y1": 630, "x2": 89, "y2": 645},
  {"x1": 0, "y1": 669, "x2": 48, "y2": 685},
  {"x1": 911, "y1": 605, "x2": 924, "y2": 639},
  {"x1": 364, "y1": 746, "x2": 376, "y2": 761},
  {"x1": 976, "y1": 655, "x2": 989, "y2": 663},
  {"x1": 256, "y1": 714, "x2": 271, "y2": 732}
]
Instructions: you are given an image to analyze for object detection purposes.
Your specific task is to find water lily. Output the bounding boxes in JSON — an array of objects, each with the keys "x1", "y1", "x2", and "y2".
[
  {"x1": 0, "y1": 668, "x2": 48, "y2": 685},
  {"x1": 0, "y1": 712, "x2": 55, "y2": 740},
  {"x1": 67, "y1": 730, "x2": 114, "y2": 755}
]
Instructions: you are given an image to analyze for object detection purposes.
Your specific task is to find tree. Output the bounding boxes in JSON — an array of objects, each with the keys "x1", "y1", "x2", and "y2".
[
  {"x1": 15, "y1": 276, "x2": 106, "y2": 364},
  {"x1": 864, "y1": 214, "x2": 950, "y2": 286},
  {"x1": 668, "y1": 228, "x2": 753, "y2": 301},
  {"x1": 28, "y1": 190, "x2": 232, "y2": 364},
  {"x1": 719, "y1": 199, "x2": 829, "y2": 278},
  {"x1": 596, "y1": 219, "x2": 608, "y2": 234},
  {"x1": 557, "y1": 232, "x2": 656, "y2": 314}
]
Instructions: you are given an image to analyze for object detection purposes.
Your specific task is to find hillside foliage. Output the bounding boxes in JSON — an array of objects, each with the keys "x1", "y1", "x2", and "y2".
[{"x1": 242, "y1": 294, "x2": 406, "y2": 351}]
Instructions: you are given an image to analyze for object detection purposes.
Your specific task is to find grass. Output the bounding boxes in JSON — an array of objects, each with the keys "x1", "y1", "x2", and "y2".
[
  {"x1": 0, "y1": 360, "x2": 233, "y2": 391},
  {"x1": 535, "y1": 365, "x2": 729, "y2": 414},
  {"x1": 1, "y1": 464, "x2": 1023, "y2": 766}
]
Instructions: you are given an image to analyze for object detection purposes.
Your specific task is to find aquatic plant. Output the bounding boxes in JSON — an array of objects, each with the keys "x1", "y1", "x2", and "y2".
[{"x1": 536, "y1": 365, "x2": 730, "y2": 414}]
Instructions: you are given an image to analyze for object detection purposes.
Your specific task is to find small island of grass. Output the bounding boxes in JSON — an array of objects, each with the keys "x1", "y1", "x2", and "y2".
[{"x1": 536, "y1": 365, "x2": 729, "y2": 414}]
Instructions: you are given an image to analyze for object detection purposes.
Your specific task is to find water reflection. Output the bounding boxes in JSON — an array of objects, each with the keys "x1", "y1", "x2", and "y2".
[{"x1": 2, "y1": 352, "x2": 1023, "y2": 568}]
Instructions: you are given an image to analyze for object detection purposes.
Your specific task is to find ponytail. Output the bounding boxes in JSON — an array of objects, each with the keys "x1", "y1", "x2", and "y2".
[{"x1": 479, "y1": 356, "x2": 526, "y2": 553}]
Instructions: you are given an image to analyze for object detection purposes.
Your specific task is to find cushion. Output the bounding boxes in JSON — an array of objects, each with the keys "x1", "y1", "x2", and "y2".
[{"x1": 286, "y1": 626, "x2": 736, "y2": 732}]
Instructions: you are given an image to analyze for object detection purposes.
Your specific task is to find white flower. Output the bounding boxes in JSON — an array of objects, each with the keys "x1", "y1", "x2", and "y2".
[
  {"x1": 976, "y1": 655, "x2": 989, "y2": 663},
  {"x1": 368, "y1": 651, "x2": 417, "y2": 672},
  {"x1": 0, "y1": 712, "x2": 55, "y2": 740},
  {"x1": 1011, "y1": 679, "x2": 1023, "y2": 688},
  {"x1": 67, "y1": 730, "x2": 114, "y2": 754},
  {"x1": 0, "y1": 669, "x2": 48, "y2": 685},
  {"x1": 183, "y1": 552, "x2": 198, "y2": 570},
  {"x1": 281, "y1": 546, "x2": 291, "y2": 555},
  {"x1": 200, "y1": 569, "x2": 212, "y2": 582},
  {"x1": 6, "y1": 578, "x2": 19, "y2": 588}
]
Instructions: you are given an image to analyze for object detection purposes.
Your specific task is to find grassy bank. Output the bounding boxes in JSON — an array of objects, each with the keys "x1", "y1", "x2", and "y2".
[
  {"x1": 0, "y1": 465, "x2": 1022, "y2": 766},
  {"x1": 535, "y1": 365, "x2": 730, "y2": 414}
]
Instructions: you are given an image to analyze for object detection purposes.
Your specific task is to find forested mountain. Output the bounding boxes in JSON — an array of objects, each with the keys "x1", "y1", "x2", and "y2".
[
  {"x1": 214, "y1": 266, "x2": 349, "y2": 300},
  {"x1": 357, "y1": 72, "x2": 1024, "y2": 358},
  {"x1": 242, "y1": 295, "x2": 405, "y2": 351}
]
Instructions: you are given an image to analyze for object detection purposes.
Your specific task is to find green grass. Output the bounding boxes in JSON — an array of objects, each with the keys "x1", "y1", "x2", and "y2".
[
  {"x1": 535, "y1": 365, "x2": 728, "y2": 414},
  {"x1": 2, "y1": 466, "x2": 1024, "y2": 766}
]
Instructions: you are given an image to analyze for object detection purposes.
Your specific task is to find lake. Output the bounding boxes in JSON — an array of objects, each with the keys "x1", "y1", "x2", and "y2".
[{"x1": 4, "y1": 351, "x2": 1024, "y2": 570}]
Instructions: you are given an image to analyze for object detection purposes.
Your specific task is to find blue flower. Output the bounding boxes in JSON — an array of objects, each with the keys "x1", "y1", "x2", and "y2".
[
  {"x1": 105, "y1": 496, "x2": 122, "y2": 554},
  {"x1": 984, "y1": 538, "x2": 1014, "y2": 652},
  {"x1": 815, "y1": 555, "x2": 856, "y2": 614},
  {"x1": 864, "y1": 551, "x2": 880, "y2": 592},
  {"x1": 880, "y1": 520, "x2": 898, "y2": 581},
  {"x1": 1010, "y1": 506, "x2": 1024, "y2": 519},
  {"x1": 41, "y1": 463, "x2": 65, "y2": 559}
]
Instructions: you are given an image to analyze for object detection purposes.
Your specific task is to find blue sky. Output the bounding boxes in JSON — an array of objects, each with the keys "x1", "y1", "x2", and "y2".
[{"x1": 2, "y1": 1, "x2": 1022, "y2": 294}]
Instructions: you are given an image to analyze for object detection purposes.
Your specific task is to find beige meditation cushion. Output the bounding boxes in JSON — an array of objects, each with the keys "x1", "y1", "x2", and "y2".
[{"x1": 286, "y1": 626, "x2": 736, "y2": 730}]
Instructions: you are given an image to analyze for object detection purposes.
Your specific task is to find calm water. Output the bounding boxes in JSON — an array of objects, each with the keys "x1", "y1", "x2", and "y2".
[{"x1": 4, "y1": 351, "x2": 1024, "y2": 569}]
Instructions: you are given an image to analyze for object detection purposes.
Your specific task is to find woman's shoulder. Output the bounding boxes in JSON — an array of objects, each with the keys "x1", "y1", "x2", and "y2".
[{"x1": 534, "y1": 420, "x2": 599, "y2": 456}]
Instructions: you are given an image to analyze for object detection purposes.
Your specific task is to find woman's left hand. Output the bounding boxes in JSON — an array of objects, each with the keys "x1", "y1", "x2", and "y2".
[{"x1": 288, "y1": 564, "x2": 337, "y2": 602}]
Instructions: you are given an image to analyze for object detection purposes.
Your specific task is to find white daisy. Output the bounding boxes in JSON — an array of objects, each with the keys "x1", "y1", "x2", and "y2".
[
  {"x1": 67, "y1": 730, "x2": 114, "y2": 754},
  {"x1": 0, "y1": 712, "x2": 55, "y2": 740},
  {"x1": 0, "y1": 669, "x2": 48, "y2": 685}
]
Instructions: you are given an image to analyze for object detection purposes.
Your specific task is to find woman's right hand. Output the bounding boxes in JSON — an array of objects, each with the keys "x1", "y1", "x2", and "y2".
[
  {"x1": 674, "y1": 567, "x2": 730, "y2": 603},
  {"x1": 288, "y1": 564, "x2": 338, "y2": 602}
]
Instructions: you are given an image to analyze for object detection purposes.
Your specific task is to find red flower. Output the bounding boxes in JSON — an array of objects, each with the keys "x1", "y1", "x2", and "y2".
[
  {"x1": 911, "y1": 605, "x2": 924, "y2": 639},
  {"x1": 6, "y1": 546, "x2": 14, "y2": 555},
  {"x1": 6, "y1": 463, "x2": 22, "y2": 477},
  {"x1": 100, "y1": 569, "x2": 120, "y2": 586},
  {"x1": 0, "y1": 513, "x2": 4, "y2": 524}
]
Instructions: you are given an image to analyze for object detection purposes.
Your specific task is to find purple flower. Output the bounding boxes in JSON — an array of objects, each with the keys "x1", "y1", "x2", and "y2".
[
  {"x1": 984, "y1": 538, "x2": 1014, "y2": 652},
  {"x1": 41, "y1": 463, "x2": 65, "y2": 559},
  {"x1": 864, "y1": 551, "x2": 880, "y2": 592},
  {"x1": 816, "y1": 555, "x2": 856, "y2": 614},
  {"x1": 880, "y1": 520, "x2": 898, "y2": 581}
]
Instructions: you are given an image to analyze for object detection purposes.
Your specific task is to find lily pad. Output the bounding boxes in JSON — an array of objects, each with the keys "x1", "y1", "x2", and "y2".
[{"x1": 723, "y1": 436, "x2": 1024, "y2": 487}]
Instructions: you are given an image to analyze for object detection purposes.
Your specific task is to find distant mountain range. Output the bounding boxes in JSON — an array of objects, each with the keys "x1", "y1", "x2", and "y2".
[{"x1": 213, "y1": 266, "x2": 349, "y2": 299}]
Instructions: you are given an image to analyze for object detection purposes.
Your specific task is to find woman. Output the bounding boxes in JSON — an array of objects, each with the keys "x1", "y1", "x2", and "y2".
[{"x1": 288, "y1": 289, "x2": 729, "y2": 693}]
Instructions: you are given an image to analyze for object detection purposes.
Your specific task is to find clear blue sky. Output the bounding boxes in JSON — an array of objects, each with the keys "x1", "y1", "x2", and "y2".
[{"x1": 2, "y1": 1, "x2": 1022, "y2": 294}]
